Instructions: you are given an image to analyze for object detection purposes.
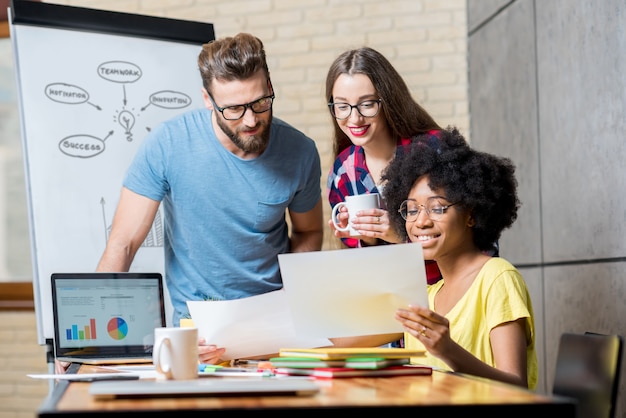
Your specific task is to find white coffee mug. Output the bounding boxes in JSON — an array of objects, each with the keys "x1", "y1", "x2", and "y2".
[
  {"x1": 153, "y1": 327, "x2": 198, "y2": 380},
  {"x1": 331, "y1": 193, "x2": 380, "y2": 236}
]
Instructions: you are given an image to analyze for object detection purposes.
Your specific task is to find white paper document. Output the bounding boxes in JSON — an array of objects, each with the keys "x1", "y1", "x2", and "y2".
[
  {"x1": 278, "y1": 243, "x2": 429, "y2": 338},
  {"x1": 187, "y1": 290, "x2": 330, "y2": 361}
]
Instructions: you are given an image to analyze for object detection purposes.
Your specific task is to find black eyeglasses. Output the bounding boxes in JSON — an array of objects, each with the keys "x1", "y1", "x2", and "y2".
[
  {"x1": 208, "y1": 92, "x2": 275, "y2": 120},
  {"x1": 398, "y1": 199, "x2": 457, "y2": 222},
  {"x1": 328, "y1": 99, "x2": 382, "y2": 120}
]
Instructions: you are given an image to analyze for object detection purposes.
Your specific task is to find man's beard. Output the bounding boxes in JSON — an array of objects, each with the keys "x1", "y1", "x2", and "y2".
[{"x1": 215, "y1": 113, "x2": 272, "y2": 154}]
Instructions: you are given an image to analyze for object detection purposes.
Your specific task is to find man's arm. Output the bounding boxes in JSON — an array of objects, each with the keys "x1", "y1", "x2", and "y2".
[
  {"x1": 96, "y1": 187, "x2": 161, "y2": 271},
  {"x1": 288, "y1": 197, "x2": 324, "y2": 253}
]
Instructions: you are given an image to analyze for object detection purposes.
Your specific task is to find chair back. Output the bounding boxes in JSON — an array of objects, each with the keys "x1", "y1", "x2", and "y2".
[{"x1": 552, "y1": 332, "x2": 623, "y2": 418}]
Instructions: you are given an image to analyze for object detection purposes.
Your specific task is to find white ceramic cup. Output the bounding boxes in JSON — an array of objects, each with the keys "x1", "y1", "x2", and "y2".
[
  {"x1": 331, "y1": 193, "x2": 381, "y2": 236},
  {"x1": 153, "y1": 327, "x2": 198, "y2": 380}
]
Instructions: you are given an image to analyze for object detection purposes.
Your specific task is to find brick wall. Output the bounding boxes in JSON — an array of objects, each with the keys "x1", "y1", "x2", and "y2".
[
  {"x1": 1, "y1": 0, "x2": 468, "y2": 416},
  {"x1": 0, "y1": 312, "x2": 49, "y2": 418}
]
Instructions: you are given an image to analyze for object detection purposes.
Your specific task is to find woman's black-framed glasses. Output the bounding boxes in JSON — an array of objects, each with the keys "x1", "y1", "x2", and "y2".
[
  {"x1": 398, "y1": 199, "x2": 457, "y2": 222},
  {"x1": 328, "y1": 99, "x2": 382, "y2": 120},
  {"x1": 208, "y1": 92, "x2": 275, "y2": 121}
]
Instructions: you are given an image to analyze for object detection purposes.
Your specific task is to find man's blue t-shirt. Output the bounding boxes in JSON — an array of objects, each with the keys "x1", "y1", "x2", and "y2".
[{"x1": 124, "y1": 108, "x2": 321, "y2": 324}]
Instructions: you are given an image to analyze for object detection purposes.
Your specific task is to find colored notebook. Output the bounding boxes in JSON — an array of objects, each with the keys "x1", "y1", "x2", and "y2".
[
  {"x1": 278, "y1": 347, "x2": 425, "y2": 360},
  {"x1": 270, "y1": 356, "x2": 410, "y2": 369},
  {"x1": 275, "y1": 365, "x2": 432, "y2": 379},
  {"x1": 51, "y1": 272, "x2": 166, "y2": 365}
]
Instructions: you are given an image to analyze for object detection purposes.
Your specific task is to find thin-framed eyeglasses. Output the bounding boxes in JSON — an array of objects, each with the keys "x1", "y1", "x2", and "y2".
[
  {"x1": 398, "y1": 199, "x2": 457, "y2": 222},
  {"x1": 328, "y1": 99, "x2": 382, "y2": 120},
  {"x1": 208, "y1": 91, "x2": 275, "y2": 121}
]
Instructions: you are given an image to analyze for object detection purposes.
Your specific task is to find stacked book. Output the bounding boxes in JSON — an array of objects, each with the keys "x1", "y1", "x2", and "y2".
[{"x1": 272, "y1": 347, "x2": 431, "y2": 379}]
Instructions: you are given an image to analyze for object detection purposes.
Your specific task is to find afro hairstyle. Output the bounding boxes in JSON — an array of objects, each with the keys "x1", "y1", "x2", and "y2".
[{"x1": 381, "y1": 126, "x2": 520, "y2": 251}]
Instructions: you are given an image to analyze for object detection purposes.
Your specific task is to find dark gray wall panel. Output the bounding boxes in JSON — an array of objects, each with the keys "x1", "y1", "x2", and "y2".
[
  {"x1": 536, "y1": 1, "x2": 626, "y2": 261},
  {"x1": 468, "y1": 0, "x2": 541, "y2": 266}
]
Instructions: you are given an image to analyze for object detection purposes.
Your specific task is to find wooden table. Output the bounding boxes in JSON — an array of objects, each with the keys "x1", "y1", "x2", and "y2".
[{"x1": 37, "y1": 364, "x2": 575, "y2": 417}]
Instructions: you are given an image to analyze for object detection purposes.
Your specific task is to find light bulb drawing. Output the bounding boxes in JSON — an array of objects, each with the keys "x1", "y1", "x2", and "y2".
[{"x1": 116, "y1": 110, "x2": 135, "y2": 141}]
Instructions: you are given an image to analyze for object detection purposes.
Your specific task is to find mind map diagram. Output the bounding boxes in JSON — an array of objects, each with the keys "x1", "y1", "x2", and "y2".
[{"x1": 44, "y1": 60, "x2": 192, "y2": 248}]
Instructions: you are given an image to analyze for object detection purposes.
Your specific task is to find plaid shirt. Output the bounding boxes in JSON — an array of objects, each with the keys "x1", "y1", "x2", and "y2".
[{"x1": 326, "y1": 132, "x2": 443, "y2": 285}]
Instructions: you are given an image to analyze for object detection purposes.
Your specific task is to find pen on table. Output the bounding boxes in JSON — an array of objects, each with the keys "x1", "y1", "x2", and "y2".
[
  {"x1": 232, "y1": 359, "x2": 276, "y2": 373},
  {"x1": 230, "y1": 359, "x2": 260, "y2": 367},
  {"x1": 198, "y1": 364, "x2": 249, "y2": 373},
  {"x1": 198, "y1": 364, "x2": 274, "y2": 376}
]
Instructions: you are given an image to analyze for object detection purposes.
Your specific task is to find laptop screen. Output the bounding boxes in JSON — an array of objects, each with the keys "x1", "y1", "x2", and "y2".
[{"x1": 51, "y1": 273, "x2": 166, "y2": 360}]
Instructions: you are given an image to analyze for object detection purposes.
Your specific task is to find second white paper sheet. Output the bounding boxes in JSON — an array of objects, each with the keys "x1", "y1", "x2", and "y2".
[{"x1": 187, "y1": 290, "x2": 330, "y2": 360}]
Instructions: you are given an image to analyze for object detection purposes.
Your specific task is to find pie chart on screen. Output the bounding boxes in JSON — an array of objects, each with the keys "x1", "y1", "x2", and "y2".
[{"x1": 107, "y1": 317, "x2": 129, "y2": 340}]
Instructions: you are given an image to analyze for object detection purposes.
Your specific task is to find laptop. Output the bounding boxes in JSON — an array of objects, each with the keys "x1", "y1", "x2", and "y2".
[
  {"x1": 277, "y1": 242, "x2": 428, "y2": 338},
  {"x1": 51, "y1": 272, "x2": 166, "y2": 365}
]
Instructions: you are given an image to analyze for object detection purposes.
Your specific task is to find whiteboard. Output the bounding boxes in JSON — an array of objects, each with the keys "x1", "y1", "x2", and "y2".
[{"x1": 9, "y1": 1, "x2": 214, "y2": 344}]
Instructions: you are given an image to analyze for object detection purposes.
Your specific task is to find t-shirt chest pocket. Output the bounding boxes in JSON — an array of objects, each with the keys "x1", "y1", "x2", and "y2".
[{"x1": 254, "y1": 199, "x2": 289, "y2": 232}]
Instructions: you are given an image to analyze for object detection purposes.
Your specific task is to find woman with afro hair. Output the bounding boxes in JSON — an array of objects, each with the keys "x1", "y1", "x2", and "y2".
[{"x1": 382, "y1": 126, "x2": 538, "y2": 389}]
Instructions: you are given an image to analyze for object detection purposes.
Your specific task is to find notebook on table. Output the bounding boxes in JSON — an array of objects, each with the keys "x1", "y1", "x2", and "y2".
[
  {"x1": 274, "y1": 365, "x2": 433, "y2": 379},
  {"x1": 51, "y1": 272, "x2": 166, "y2": 365},
  {"x1": 269, "y1": 356, "x2": 411, "y2": 369},
  {"x1": 278, "y1": 347, "x2": 425, "y2": 360}
]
